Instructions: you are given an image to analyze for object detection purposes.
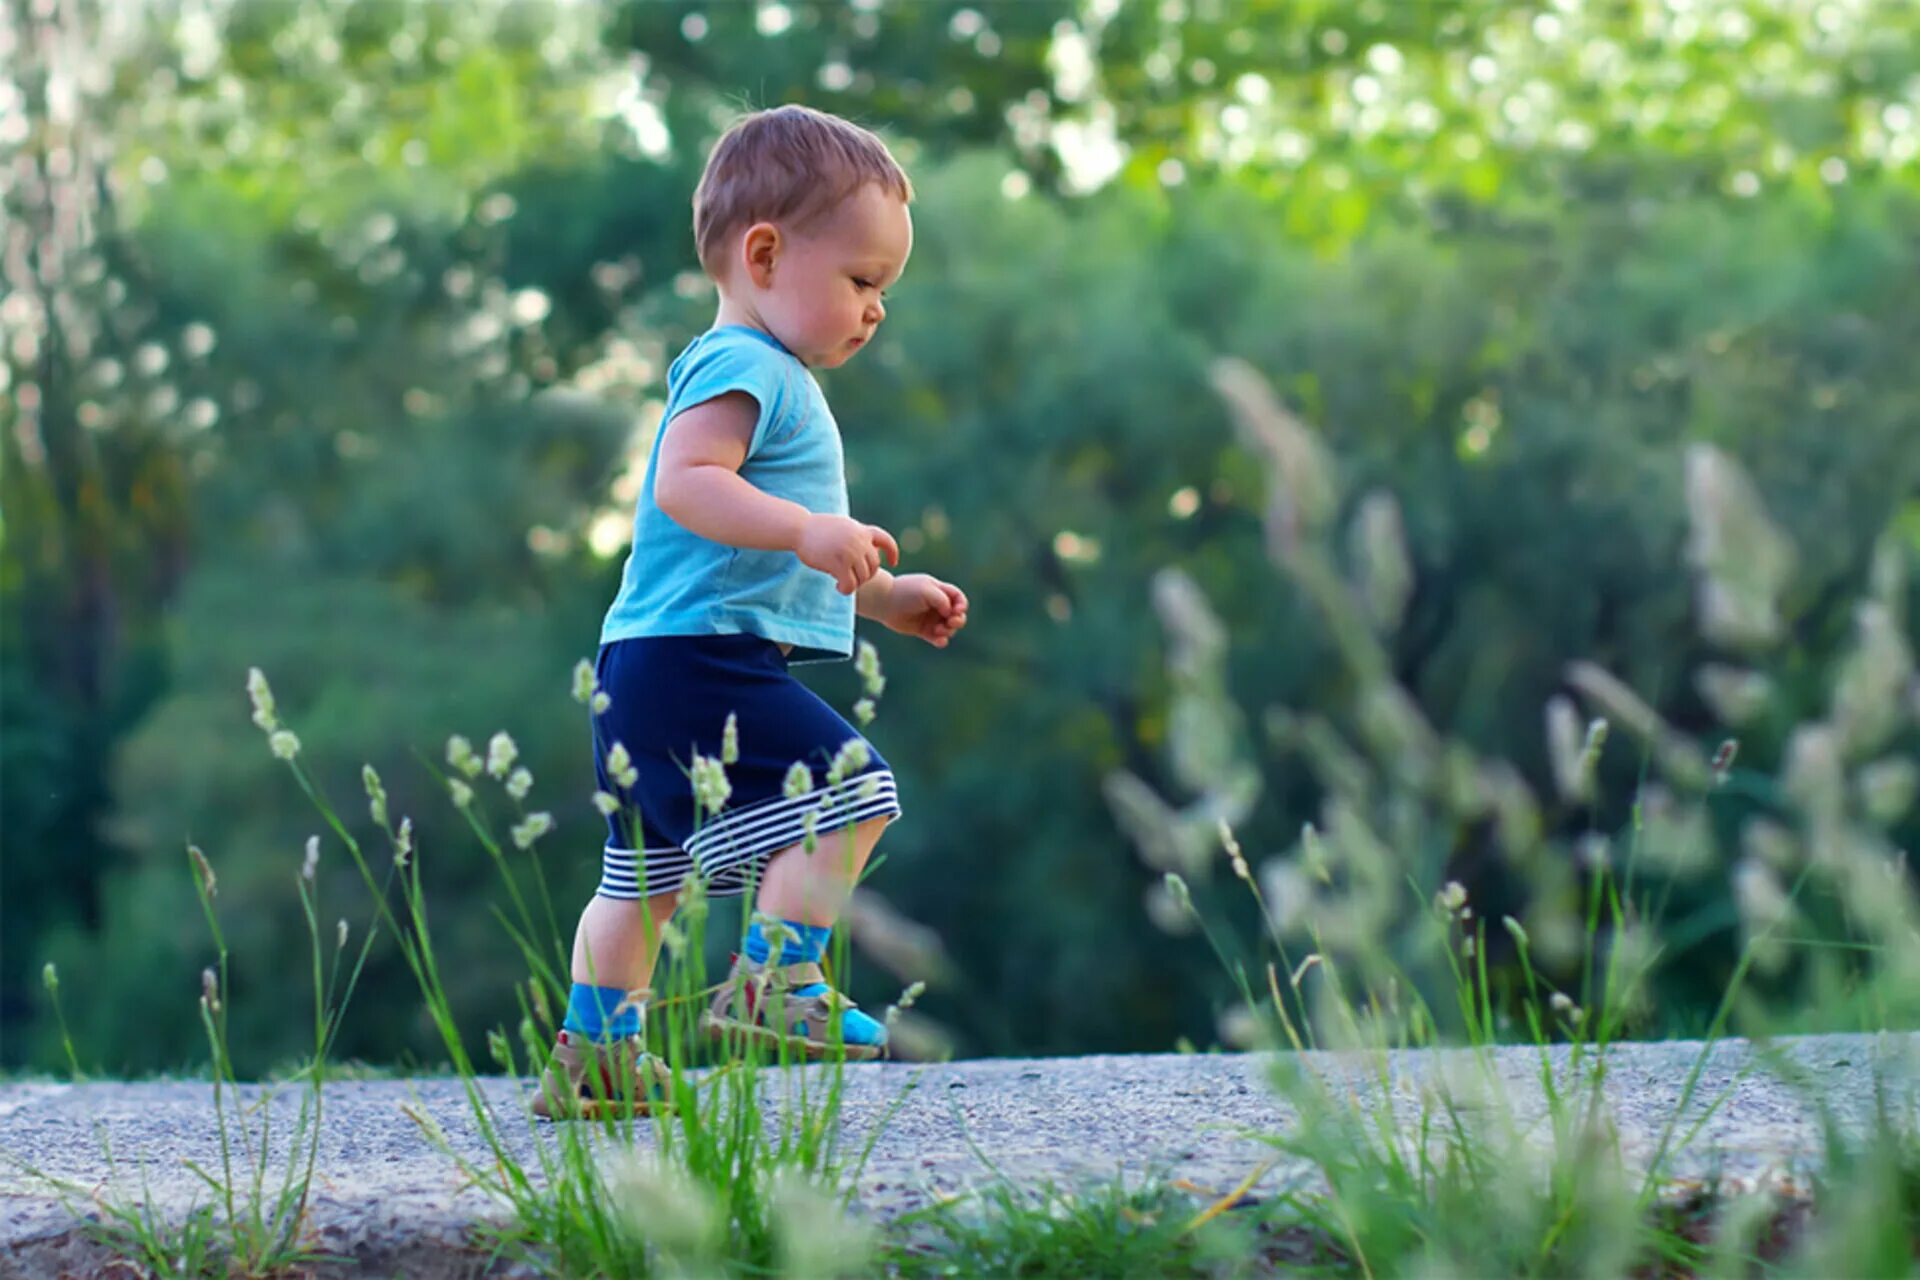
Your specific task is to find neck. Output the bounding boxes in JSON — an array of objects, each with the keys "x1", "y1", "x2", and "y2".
[{"x1": 713, "y1": 290, "x2": 768, "y2": 337}]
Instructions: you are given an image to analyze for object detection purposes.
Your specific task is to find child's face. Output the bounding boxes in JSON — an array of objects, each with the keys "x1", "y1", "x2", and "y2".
[{"x1": 742, "y1": 183, "x2": 912, "y2": 369}]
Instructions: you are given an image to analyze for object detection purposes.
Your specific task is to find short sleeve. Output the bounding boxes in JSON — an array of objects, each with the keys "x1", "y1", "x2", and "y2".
[{"x1": 666, "y1": 332, "x2": 794, "y2": 459}]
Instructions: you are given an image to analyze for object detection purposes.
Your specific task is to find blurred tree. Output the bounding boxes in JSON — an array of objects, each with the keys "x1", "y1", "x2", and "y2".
[{"x1": 6, "y1": 0, "x2": 1919, "y2": 1073}]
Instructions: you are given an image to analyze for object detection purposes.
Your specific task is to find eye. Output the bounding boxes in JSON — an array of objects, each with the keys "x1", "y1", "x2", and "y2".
[{"x1": 852, "y1": 276, "x2": 874, "y2": 291}]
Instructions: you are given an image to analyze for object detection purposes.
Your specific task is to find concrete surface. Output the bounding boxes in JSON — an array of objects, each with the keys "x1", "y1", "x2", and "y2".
[{"x1": 3, "y1": 1033, "x2": 1915, "y2": 1277}]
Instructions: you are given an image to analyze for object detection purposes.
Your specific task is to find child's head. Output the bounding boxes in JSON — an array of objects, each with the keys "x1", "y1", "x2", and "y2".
[{"x1": 693, "y1": 104, "x2": 914, "y2": 368}]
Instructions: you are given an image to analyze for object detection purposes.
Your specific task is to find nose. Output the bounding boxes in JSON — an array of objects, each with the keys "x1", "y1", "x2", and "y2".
[{"x1": 866, "y1": 296, "x2": 885, "y2": 325}]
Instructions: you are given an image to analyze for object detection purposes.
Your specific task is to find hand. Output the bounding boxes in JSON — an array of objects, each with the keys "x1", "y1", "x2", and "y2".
[
  {"x1": 879, "y1": 573, "x2": 969, "y2": 647},
  {"x1": 796, "y1": 515, "x2": 900, "y2": 595}
]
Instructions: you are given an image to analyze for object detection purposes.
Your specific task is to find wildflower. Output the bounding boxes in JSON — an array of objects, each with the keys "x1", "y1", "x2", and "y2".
[
  {"x1": 592, "y1": 790, "x2": 621, "y2": 817},
  {"x1": 1462, "y1": 935, "x2": 1476, "y2": 959},
  {"x1": 1711, "y1": 738, "x2": 1739, "y2": 784},
  {"x1": 486, "y1": 732, "x2": 518, "y2": 780},
  {"x1": 446, "y1": 734, "x2": 483, "y2": 778},
  {"x1": 1258, "y1": 859, "x2": 1311, "y2": 935},
  {"x1": 506, "y1": 767, "x2": 533, "y2": 801},
  {"x1": 189, "y1": 844, "x2": 217, "y2": 900},
  {"x1": 1219, "y1": 820, "x2": 1251, "y2": 882},
  {"x1": 363, "y1": 764, "x2": 388, "y2": 828},
  {"x1": 859, "y1": 775, "x2": 880, "y2": 801},
  {"x1": 1163, "y1": 872, "x2": 1193, "y2": 919},
  {"x1": 1502, "y1": 915, "x2": 1531, "y2": 950},
  {"x1": 201, "y1": 967, "x2": 220, "y2": 1014},
  {"x1": 1696, "y1": 664, "x2": 1773, "y2": 726},
  {"x1": 570, "y1": 659, "x2": 596, "y2": 704},
  {"x1": 802, "y1": 805, "x2": 819, "y2": 853},
  {"x1": 610, "y1": 1156, "x2": 723, "y2": 1261},
  {"x1": 269, "y1": 729, "x2": 301, "y2": 760},
  {"x1": 396, "y1": 817, "x2": 413, "y2": 866},
  {"x1": 448, "y1": 778, "x2": 473, "y2": 809},
  {"x1": 690, "y1": 753, "x2": 731, "y2": 818},
  {"x1": 487, "y1": 1029, "x2": 512, "y2": 1070},
  {"x1": 1549, "y1": 992, "x2": 1583, "y2": 1022},
  {"x1": 721, "y1": 712, "x2": 739, "y2": 765},
  {"x1": 855, "y1": 639, "x2": 886, "y2": 697},
  {"x1": 1218, "y1": 1004, "x2": 1261, "y2": 1049},
  {"x1": 246, "y1": 668, "x2": 278, "y2": 731},
  {"x1": 1859, "y1": 759, "x2": 1919, "y2": 826},
  {"x1": 592, "y1": 691, "x2": 611, "y2": 714},
  {"x1": 885, "y1": 979, "x2": 928, "y2": 1027},
  {"x1": 337, "y1": 919, "x2": 349, "y2": 949},
  {"x1": 827, "y1": 738, "x2": 871, "y2": 786},
  {"x1": 1351, "y1": 491, "x2": 1412, "y2": 631},
  {"x1": 511, "y1": 812, "x2": 553, "y2": 850},
  {"x1": 1732, "y1": 856, "x2": 1792, "y2": 930},
  {"x1": 42, "y1": 963, "x2": 57, "y2": 994},
  {"x1": 301, "y1": 835, "x2": 319, "y2": 882},
  {"x1": 853, "y1": 697, "x2": 876, "y2": 727},
  {"x1": 1435, "y1": 880, "x2": 1467, "y2": 917},
  {"x1": 783, "y1": 761, "x2": 813, "y2": 799},
  {"x1": 1300, "y1": 822, "x2": 1333, "y2": 883},
  {"x1": 606, "y1": 742, "x2": 639, "y2": 790}
]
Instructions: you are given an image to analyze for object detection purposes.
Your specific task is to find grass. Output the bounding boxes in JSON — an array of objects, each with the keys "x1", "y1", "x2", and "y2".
[{"x1": 8, "y1": 630, "x2": 1920, "y2": 1276}]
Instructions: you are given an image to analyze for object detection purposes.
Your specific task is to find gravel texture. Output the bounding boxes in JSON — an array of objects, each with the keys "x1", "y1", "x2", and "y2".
[{"x1": 2, "y1": 1032, "x2": 1915, "y2": 1277}]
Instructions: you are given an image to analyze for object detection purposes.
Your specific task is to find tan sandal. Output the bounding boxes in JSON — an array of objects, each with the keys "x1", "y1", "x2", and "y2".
[
  {"x1": 530, "y1": 1030, "x2": 675, "y2": 1120},
  {"x1": 699, "y1": 955, "x2": 886, "y2": 1062}
]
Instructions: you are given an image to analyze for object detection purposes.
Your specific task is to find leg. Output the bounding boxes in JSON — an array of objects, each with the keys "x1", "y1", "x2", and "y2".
[
  {"x1": 754, "y1": 812, "x2": 892, "y2": 926},
  {"x1": 570, "y1": 885, "x2": 683, "y2": 995},
  {"x1": 700, "y1": 813, "x2": 894, "y2": 1059}
]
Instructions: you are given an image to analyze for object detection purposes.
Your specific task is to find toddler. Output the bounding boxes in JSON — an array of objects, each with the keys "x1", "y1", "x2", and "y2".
[{"x1": 533, "y1": 104, "x2": 967, "y2": 1119}]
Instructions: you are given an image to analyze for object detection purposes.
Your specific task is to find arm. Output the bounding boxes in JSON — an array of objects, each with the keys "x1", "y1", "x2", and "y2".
[
  {"x1": 855, "y1": 569, "x2": 896, "y2": 620},
  {"x1": 654, "y1": 392, "x2": 899, "y2": 595},
  {"x1": 652, "y1": 392, "x2": 810, "y2": 552}
]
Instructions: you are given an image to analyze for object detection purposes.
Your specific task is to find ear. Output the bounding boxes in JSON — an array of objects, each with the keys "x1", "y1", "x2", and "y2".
[{"x1": 740, "y1": 222, "x2": 781, "y2": 289}]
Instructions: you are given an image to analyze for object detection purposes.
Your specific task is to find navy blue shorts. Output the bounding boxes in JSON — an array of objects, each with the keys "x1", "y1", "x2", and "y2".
[{"x1": 590, "y1": 634, "x2": 901, "y2": 900}]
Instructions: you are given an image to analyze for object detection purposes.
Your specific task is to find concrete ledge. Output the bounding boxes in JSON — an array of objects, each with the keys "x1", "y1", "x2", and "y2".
[{"x1": 3, "y1": 1033, "x2": 1914, "y2": 1278}]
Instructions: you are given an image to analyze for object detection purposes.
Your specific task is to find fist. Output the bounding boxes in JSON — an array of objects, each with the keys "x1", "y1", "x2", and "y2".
[{"x1": 796, "y1": 515, "x2": 900, "y2": 595}]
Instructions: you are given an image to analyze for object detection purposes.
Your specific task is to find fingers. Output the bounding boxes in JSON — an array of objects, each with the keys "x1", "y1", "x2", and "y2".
[{"x1": 870, "y1": 526, "x2": 901, "y2": 568}]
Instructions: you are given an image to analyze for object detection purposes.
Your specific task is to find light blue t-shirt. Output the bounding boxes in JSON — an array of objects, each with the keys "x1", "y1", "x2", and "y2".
[{"x1": 600, "y1": 325, "x2": 855, "y2": 664}]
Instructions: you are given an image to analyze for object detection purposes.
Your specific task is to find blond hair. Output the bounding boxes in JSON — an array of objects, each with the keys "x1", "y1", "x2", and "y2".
[{"x1": 692, "y1": 104, "x2": 913, "y2": 277}]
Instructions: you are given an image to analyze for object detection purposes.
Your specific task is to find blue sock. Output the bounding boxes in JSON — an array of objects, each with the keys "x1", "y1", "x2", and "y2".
[
  {"x1": 744, "y1": 918, "x2": 886, "y2": 1047},
  {"x1": 562, "y1": 983, "x2": 642, "y2": 1044},
  {"x1": 745, "y1": 918, "x2": 833, "y2": 965}
]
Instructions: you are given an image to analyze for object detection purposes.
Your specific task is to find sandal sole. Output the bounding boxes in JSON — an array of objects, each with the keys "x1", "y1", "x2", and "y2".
[{"x1": 699, "y1": 1011, "x2": 885, "y2": 1062}]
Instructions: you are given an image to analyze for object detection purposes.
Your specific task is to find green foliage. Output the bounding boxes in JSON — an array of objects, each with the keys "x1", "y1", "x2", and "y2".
[{"x1": 6, "y1": 0, "x2": 1920, "y2": 1074}]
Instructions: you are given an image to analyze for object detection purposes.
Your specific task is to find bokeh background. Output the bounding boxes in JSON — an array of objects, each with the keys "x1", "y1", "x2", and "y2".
[{"x1": 5, "y1": 0, "x2": 1919, "y2": 1078}]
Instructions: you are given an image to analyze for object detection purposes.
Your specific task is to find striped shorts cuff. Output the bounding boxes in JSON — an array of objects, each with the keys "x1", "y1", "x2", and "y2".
[
  {"x1": 685, "y1": 771, "x2": 903, "y2": 876},
  {"x1": 596, "y1": 846, "x2": 696, "y2": 900}
]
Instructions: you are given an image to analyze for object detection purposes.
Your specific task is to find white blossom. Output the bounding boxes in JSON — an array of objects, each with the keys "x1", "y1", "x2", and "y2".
[
  {"x1": 506, "y1": 767, "x2": 533, "y2": 801},
  {"x1": 247, "y1": 667, "x2": 277, "y2": 731},
  {"x1": 592, "y1": 790, "x2": 621, "y2": 817},
  {"x1": 855, "y1": 639, "x2": 886, "y2": 696},
  {"x1": 783, "y1": 761, "x2": 814, "y2": 799},
  {"x1": 447, "y1": 734, "x2": 483, "y2": 778},
  {"x1": 363, "y1": 765, "x2": 389, "y2": 828},
  {"x1": 269, "y1": 729, "x2": 301, "y2": 760},
  {"x1": 486, "y1": 732, "x2": 518, "y2": 780},
  {"x1": 691, "y1": 753, "x2": 731, "y2": 817},
  {"x1": 827, "y1": 738, "x2": 871, "y2": 785},
  {"x1": 512, "y1": 811, "x2": 554, "y2": 850},
  {"x1": 606, "y1": 741, "x2": 639, "y2": 789}
]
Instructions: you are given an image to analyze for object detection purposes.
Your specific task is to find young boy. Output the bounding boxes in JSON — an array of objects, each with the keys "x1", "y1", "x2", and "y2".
[{"x1": 533, "y1": 105, "x2": 968, "y2": 1120}]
